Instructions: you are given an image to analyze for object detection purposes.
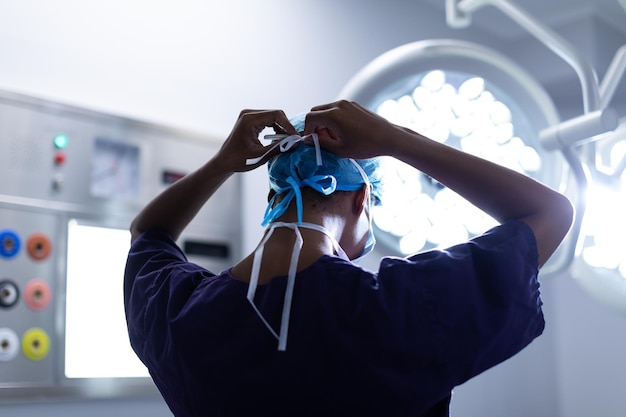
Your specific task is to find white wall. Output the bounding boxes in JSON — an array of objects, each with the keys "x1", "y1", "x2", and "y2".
[
  {"x1": 1, "y1": 1, "x2": 625, "y2": 416},
  {"x1": 552, "y1": 270, "x2": 626, "y2": 417},
  {"x1": 0, "y1": 0, "x2": 492, "y2": 137}
]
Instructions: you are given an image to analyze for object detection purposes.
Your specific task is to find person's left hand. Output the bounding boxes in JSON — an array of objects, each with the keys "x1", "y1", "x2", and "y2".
[{"x1": 215, "y1": 109, "x2": 298, "y2": 173}]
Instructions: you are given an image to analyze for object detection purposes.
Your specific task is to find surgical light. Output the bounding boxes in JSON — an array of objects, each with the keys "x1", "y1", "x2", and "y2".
[
  {"x1": 340, "y1": 39, "x2": 563, "y2": 256},
  {"x1": 572, "y1": 121, "x2": 626, "y2": 314},
  {"x1": 339, "y1": 0, "x2": 626, "y2": 313},
  {"x1": 441, "y1": 0, "x2": 626, "y2": 314},
  {"x1": 581, "y1": 123, "x2": 626, "y2": 274}
]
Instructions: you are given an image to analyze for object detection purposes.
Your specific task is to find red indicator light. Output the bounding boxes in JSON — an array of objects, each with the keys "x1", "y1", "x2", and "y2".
[{"x1": 54, "y1": 151, "x2": 66, "y2": 165}]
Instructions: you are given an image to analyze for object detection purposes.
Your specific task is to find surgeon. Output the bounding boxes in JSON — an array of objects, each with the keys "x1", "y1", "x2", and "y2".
[{"x1": 124, "y1": 100, "x2": 573, "y2": 417}]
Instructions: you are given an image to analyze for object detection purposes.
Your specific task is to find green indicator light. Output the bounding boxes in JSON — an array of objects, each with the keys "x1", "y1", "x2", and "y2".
[{"x1": 53, "y1": 134, "x2": 69, "y2": 149}]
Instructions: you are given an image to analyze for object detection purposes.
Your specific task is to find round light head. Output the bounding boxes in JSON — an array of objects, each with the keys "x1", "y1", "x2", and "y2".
[{"x1": 340, "y1": 39, "x2": 563, "y2": 255}]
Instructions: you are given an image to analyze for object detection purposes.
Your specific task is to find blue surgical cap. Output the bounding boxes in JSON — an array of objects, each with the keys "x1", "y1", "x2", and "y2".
[{"x1": 262, "y1": 113, "x2": 382, "y2": 226}]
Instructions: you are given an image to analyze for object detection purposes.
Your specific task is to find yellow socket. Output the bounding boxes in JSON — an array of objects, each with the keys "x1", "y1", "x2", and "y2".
[{"x1": 22, "y1": 327, "x2": 50, "y2": 361}]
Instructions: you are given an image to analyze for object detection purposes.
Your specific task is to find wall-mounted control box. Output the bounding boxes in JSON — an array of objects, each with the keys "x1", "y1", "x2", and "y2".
[{"x1": 0, "y1": 89, "x2": 241, "y2": 402}]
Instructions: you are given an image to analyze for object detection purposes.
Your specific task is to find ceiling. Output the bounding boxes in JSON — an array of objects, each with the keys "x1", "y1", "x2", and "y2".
[{"x1": 425, "y1": 0, "x2": 626, "y2": 41}]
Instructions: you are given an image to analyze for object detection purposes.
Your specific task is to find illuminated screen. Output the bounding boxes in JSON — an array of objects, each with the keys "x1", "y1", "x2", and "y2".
[{"x1": 65, "y1": 220, "x2": 149, "y2": 378}]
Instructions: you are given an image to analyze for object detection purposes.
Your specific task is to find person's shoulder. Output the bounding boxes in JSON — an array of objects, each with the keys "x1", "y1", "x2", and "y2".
[
  {"x1": 303, "y1": 255, "x2": 378, "y2": 285},
  {"x1": 129, "y1": 227, "x2": 185, "y2": 258},
  {"x1": 477, "y1": 219, "x2": 535, "y2": 242},
  {"x1": 322, "y1": 255, "x2": 378, "y2": 272},
  {"x1": 377, "y1": 220, "x2": 537, "y2": 275},
  {"x1": 131, "y1": 227, "x2": 177, "y2": 248},
  {"x1": 469, "y1": 220, "x2": 538, "y2": 261}
]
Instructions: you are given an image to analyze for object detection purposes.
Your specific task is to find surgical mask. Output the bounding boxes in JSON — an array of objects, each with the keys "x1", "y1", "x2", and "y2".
[
  {"x1": 350, "y1": 164, "x2": 376, "y2": 262},
  {"x1": 355, "y1": 218, "x2": 376, "y2": 261}
]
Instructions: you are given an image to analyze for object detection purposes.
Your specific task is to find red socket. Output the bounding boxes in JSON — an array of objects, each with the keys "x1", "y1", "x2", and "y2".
[{"x1": 24, "y1": 279, "x2": 52, "y2": 311}]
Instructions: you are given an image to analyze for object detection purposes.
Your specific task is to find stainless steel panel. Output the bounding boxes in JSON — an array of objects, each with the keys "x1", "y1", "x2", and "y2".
[{"x1": 0, "y1": 88, "x2": 241, "y2": 402}]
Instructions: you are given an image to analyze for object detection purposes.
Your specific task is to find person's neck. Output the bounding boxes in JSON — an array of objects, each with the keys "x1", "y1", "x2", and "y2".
[{"x1": 231, "y1": 216, "x2": 345, "y2": 284}]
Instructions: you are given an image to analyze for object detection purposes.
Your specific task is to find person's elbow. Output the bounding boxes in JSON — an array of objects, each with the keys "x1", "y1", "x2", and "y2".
[
  {"x1": 553, "y1": 193, "x2": 575, "y2": 242},
  {"x1": 534, "y1": 193, "x2": 575, "y2": 267},
  {"x1": 129, "y1": 218, "x2": 143, "y2": 244}
]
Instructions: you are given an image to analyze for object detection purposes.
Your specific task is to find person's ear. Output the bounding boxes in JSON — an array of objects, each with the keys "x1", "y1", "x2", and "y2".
[{"x1": 352, "y1": 186, "x2": 368, "y2": 215}]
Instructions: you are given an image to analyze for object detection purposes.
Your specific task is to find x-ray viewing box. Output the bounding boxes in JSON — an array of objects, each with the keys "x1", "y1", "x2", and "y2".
[{"x1": 0, "y1": 89, "x2": 241, "y2": 402}]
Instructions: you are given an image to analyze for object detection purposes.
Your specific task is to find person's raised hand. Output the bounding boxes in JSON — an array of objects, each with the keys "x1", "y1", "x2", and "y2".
[
  {"x1": 303, "y1": 100, "x2": 401, "y2": 159},
  {"x1": 215, "y1": 109, "x2": 298, "y2": 173}
]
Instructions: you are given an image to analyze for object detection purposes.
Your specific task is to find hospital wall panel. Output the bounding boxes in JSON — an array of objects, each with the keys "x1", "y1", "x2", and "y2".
[{"x1": 0, "y1": 89, "x2": 241, "y2": 403}]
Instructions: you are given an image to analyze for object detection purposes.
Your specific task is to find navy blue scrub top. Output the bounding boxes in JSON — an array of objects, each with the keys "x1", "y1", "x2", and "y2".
[{"x1": 124, "y1": 220, "x2": 543, "y2": 417}]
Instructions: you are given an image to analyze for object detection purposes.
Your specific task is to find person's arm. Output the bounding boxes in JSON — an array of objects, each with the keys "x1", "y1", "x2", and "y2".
[
  {"x1": 305, "y1": 100, "x2": 574, "y2": 267},
  {"x1": 129, "y1": 109, "x2": 298, "y2": 243}
]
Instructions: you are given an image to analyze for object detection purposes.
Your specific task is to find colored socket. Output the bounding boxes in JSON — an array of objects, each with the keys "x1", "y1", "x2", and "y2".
[
  {"x1": 0, "y1": 279, "x2": 20, "y2": 308},
  {"x1": 26, "y1": 233, "x2": 53, "y2": 261},
  {"x1": 22, "y1": 327, "x2": 50, "y2": 361},
  {"x1": 0, "y1": 328, "x2": 20, "y2": 362},
  {"x1": 24, "y1": 279, "x2": 52, "y2": 311},
  {"x1": 0, "y1": 229, "x2": 21, "y2": 259}
]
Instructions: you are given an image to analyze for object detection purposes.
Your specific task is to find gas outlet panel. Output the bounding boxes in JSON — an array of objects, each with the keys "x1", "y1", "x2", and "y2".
[
  {"x1": 0, "y1": 210, "x2": 57, "y2": 387},
  {"x1": 0, "y1": 89, "x2": 241, "y2": 402}
]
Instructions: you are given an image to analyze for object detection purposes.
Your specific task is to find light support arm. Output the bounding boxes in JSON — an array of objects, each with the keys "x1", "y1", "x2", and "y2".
[
  {"x1": 600, "y1": 45, "x2": 626, "y2": 109},
  {"x1": 448, "y1": 0, "x2": 601, "y2": 113},
  {"x1": 540, "y1": 108, "x2": 619, "y2": 150},
  {"x1": 592, "y1": 118, "x2": 626, "y2": 186},
  {"x1": 446, "y1": 0, "x2": 626, "y2": 282}
]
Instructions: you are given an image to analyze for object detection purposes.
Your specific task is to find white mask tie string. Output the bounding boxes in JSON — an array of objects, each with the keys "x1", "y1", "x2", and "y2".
[
  {"x1": 245, "y1": 133, "x2": 322, "y2": 166},
  {"x1": 246, "y1": 221, "x2": 348, "y2": 351}
]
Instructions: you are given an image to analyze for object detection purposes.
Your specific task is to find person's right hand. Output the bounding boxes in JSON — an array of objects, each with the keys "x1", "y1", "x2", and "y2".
[
  {"x1": 215, "y1": 109, "x2": 298, "y2": 173},
  {"x1": 303, "y1": 100, "x2": 403, "y2": 159}
]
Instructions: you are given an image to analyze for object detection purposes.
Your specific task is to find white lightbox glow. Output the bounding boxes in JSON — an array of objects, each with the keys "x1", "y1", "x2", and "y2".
[{"x1": 65, "y1": 220, "x2": 149, "y2": 378}]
